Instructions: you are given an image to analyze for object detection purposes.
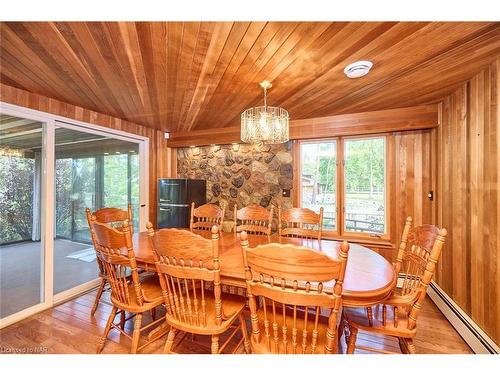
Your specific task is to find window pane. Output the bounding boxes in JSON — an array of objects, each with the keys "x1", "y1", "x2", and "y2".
[
  {"x1": 0, "y1": 115, "x2": 44, "y2": 318},
  {"x1": 53, "y1": 126, "x2": 140, "y2": 295},
  {"x1": 103, "y1": 151, "x2": 140, "y2": 230},
  {"x1": 300, "y1": 141, "x2": 336, "y2": 230},
  {"x1": 104, "y1": 153, "x2": 128, "y2": 207},
  {"x1": 130, "y1": 153, "x2": 140, "y2": 230},
  {"x1": 344, "y1": 138, "x2": 386, "y2": 234},
  {"x1": 71, "y1": 157, "x2": 96, "y2": 242}
]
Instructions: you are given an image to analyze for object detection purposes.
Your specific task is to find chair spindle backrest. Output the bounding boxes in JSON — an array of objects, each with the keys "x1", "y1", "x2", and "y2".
[
  {"x1": 190, "y1": 202, "x2": 225, "y2": 231},
  {"x1": 234, "y1": 204, "x2": 273, "y2": 235},
  {"x1": 87, "y1": 204, "x2": 133, "y2": 230},
  {"x1": 86, "y1": 205, "x2": 133, "y2": 277},
  {"x1": 147, "y1": 224, "x2": 222, "y2": 327},
  {"x1": 391, "y1": 216, "x2": 447, "y2": 329},
  {"x1": 278, "y1": 207, "x2": 324, "y2": 240},
  {"x1": 88, "y1": 216, "x2": 144, "y2": 306},
  {"x1": 241, "y1": 231, "x2": 349, "y2": 354}
]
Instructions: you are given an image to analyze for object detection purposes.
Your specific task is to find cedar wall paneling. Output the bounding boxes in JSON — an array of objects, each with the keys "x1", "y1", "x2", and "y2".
[
  {"x1": 0, "y1": 83, "x2": 172, "y2": 227},
  {"x1": 392, "y1": 130, "x2": 434, "y2": 245},
  {"x1": 434, "y1": 58, "x2": 500, "y2": 345},
  {"x1": 167, "y1": 104, "x2": 439, "y2": 147}
]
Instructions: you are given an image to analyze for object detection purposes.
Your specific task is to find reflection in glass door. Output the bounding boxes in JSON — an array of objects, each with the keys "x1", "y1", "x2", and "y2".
[
  {"x1": 53, "y1": 125, "x2": 140, "y2": 295},
  {"x1": 56, "y1": 157, "x2": 96, "y2": 243},
  {"x1": 104, "y1": 152, "x2": 140, "y2": 229},
  {"x1": 0, "y1": 114, "x2": 45, "y2": 318}
]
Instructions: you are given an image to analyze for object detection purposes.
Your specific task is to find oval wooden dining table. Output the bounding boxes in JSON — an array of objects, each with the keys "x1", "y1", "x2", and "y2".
[{"x1": 132, "y1": 229, "x2": 396, "y2": 308}]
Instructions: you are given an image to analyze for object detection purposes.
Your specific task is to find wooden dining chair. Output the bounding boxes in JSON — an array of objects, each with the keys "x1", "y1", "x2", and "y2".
[
  {"x1": 190, "y1": 202, "x2": 225, "y2": 231},
  {"x1": 85, "y1": 204, "x2": 133, "y2": 316},
  {"x1": 146, "y1": 224, "x2": 251, "y2": 354},
  {"x1": 88, "y1": 216, "x2": 165, "y2": 354},
  {"x1": 234, "y1": 204, "x2": 273, "y2": 235},
  {"x1": 240, "y1": 231, "x2": 350, "y2": 354},
  {"x1": 343, "y1": 217, "x2": 447, "y2": 354},
  {"x1": 278, "y1": 207, "x2": 324, "y2": 240}
]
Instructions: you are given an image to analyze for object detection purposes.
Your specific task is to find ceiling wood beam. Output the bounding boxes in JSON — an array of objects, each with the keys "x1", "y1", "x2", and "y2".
[{"x1": 166, "y1": 103, "x2": 439, "y2": 147}]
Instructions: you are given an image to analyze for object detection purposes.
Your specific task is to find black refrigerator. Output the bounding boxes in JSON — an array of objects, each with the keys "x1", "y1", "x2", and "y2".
[{"x1": 157, "y1": 178, "x2": 206, "y2": 228}]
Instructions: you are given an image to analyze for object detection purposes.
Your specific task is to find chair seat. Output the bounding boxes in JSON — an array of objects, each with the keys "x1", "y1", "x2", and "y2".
[
  {"x1": 250, "y1": 307, "x2": 336, "y2": 354},
  {"x1": 343, "y1": 305, "x2": 416, "y2": 338},
  {"x1": 166, "y1": 291, "x2": 246, "y2": 335},
  {"x1": 111, "y1": 274, "x2": 163, "y2": 312}
]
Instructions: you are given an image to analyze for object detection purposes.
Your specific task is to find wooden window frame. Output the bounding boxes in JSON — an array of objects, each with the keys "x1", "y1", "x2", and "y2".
[{"x1": 294, "y1": 134, "x2": 391, "y2": 244}]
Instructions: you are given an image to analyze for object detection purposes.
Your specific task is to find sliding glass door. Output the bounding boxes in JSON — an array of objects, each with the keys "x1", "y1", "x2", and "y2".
[
  {"x1": 53, "y1": 124, "x2": 140, "y2": 295},
  {"x1": 0, "y1": 104, "x2": 148, "y2": 326}
]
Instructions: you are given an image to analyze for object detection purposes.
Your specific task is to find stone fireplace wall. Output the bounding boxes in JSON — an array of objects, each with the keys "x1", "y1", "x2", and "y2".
[{"x1": 176, "y1": 142, "x2": 294, "y2": 225}]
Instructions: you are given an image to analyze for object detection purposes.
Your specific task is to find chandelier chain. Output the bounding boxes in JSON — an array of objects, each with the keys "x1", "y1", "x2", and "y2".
[{"x1": 263, "y1": 85, "x2": 267, "y2": 109}]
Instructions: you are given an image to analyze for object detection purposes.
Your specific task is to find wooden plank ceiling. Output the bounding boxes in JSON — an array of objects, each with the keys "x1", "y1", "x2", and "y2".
[{"x1": 1, "y1": 22, "x2": 499, "y2": 132}]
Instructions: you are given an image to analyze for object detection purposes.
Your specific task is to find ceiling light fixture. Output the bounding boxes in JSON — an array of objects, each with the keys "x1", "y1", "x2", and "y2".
[
  {"x1": 241, "y1": 80, "x2": 289, "y2": 144},
  {"x1": 344, "y1": 60, "x2": 373, "y2": 78},
  {"x1": 0, "y1": 146, "x2": 24, "y2": 157}
]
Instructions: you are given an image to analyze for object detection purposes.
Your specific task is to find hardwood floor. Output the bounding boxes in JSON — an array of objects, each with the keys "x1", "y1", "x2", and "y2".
[{"x1": 0, "y1": 288, "x2": 472, "y2": 354}]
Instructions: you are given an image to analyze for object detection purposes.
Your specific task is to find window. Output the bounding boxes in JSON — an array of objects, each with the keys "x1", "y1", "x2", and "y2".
[
  {"x1": 300, "y1": 141, "x2": 337, "y2": 230},
  {"x1": 299, "y1": 136, "x2": 387, "y2": 238},
  {"x1": 344, "y1": 137, "x2": 386, "y2": 235}
]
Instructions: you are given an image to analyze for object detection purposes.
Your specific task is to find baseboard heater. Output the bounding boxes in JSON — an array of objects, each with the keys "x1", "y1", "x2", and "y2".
[{"x1": 426, "y1": 281, "x2": 499, "y2": 354}]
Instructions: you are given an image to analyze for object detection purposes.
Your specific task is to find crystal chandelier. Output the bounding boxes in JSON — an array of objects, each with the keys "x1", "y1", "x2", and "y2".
[{"x1": 240, "y1": 80, "x2": 289, "y2": 144}]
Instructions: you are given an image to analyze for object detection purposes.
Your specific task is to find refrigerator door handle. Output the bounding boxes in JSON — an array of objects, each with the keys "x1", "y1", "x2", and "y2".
[
  {"x1": 158, "y1": 203, "x2": 190, "y2": 208},
  {"x1": 159, "y1": 207, "x2": 171, "y2": 212},
  {"x1": 159, "y1": 198, "x2": 171, "y2": 202}
]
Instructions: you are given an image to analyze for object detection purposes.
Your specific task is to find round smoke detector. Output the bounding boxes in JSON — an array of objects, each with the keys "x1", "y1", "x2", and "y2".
[{"x1": 344, "y1": 60, "x2": 373, "y2": 78}]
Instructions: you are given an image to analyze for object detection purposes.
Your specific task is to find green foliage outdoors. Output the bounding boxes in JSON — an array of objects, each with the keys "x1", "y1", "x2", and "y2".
[
  {"x1": 55, "y1": 158, "x2": 73, "y2": 238},
  {"x1": 345, "y1": 138, "x2": 384, "y2": 195},
  {"x1": 1, "y1": 153, "x2": 139, "y2": 245},
  {"x1": 0, "y1": 156, "x2": 34, "y2": 243},
  {"x1": 301, "y1": 139, "x2": 384, "y2": 194}
]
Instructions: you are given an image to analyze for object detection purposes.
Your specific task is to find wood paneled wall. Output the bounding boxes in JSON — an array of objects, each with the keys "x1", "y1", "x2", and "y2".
[
  {"x1": 0, "y1": 83, "x2": 172, "y2": 226},
  {"x1": 433, "y1": 58, "x2": 500, "y2": 345},
  {"x1": 167, "y1": 104, "x2": 439, "y2": 147},
  {"x1": 391, "y1": 130, "x2": 434, "y2": 245}
]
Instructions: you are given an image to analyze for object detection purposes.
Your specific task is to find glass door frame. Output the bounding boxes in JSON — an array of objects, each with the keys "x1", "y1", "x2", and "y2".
[{"x1": 0, "y1": 101, "x2": 149, "y2": 328}]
